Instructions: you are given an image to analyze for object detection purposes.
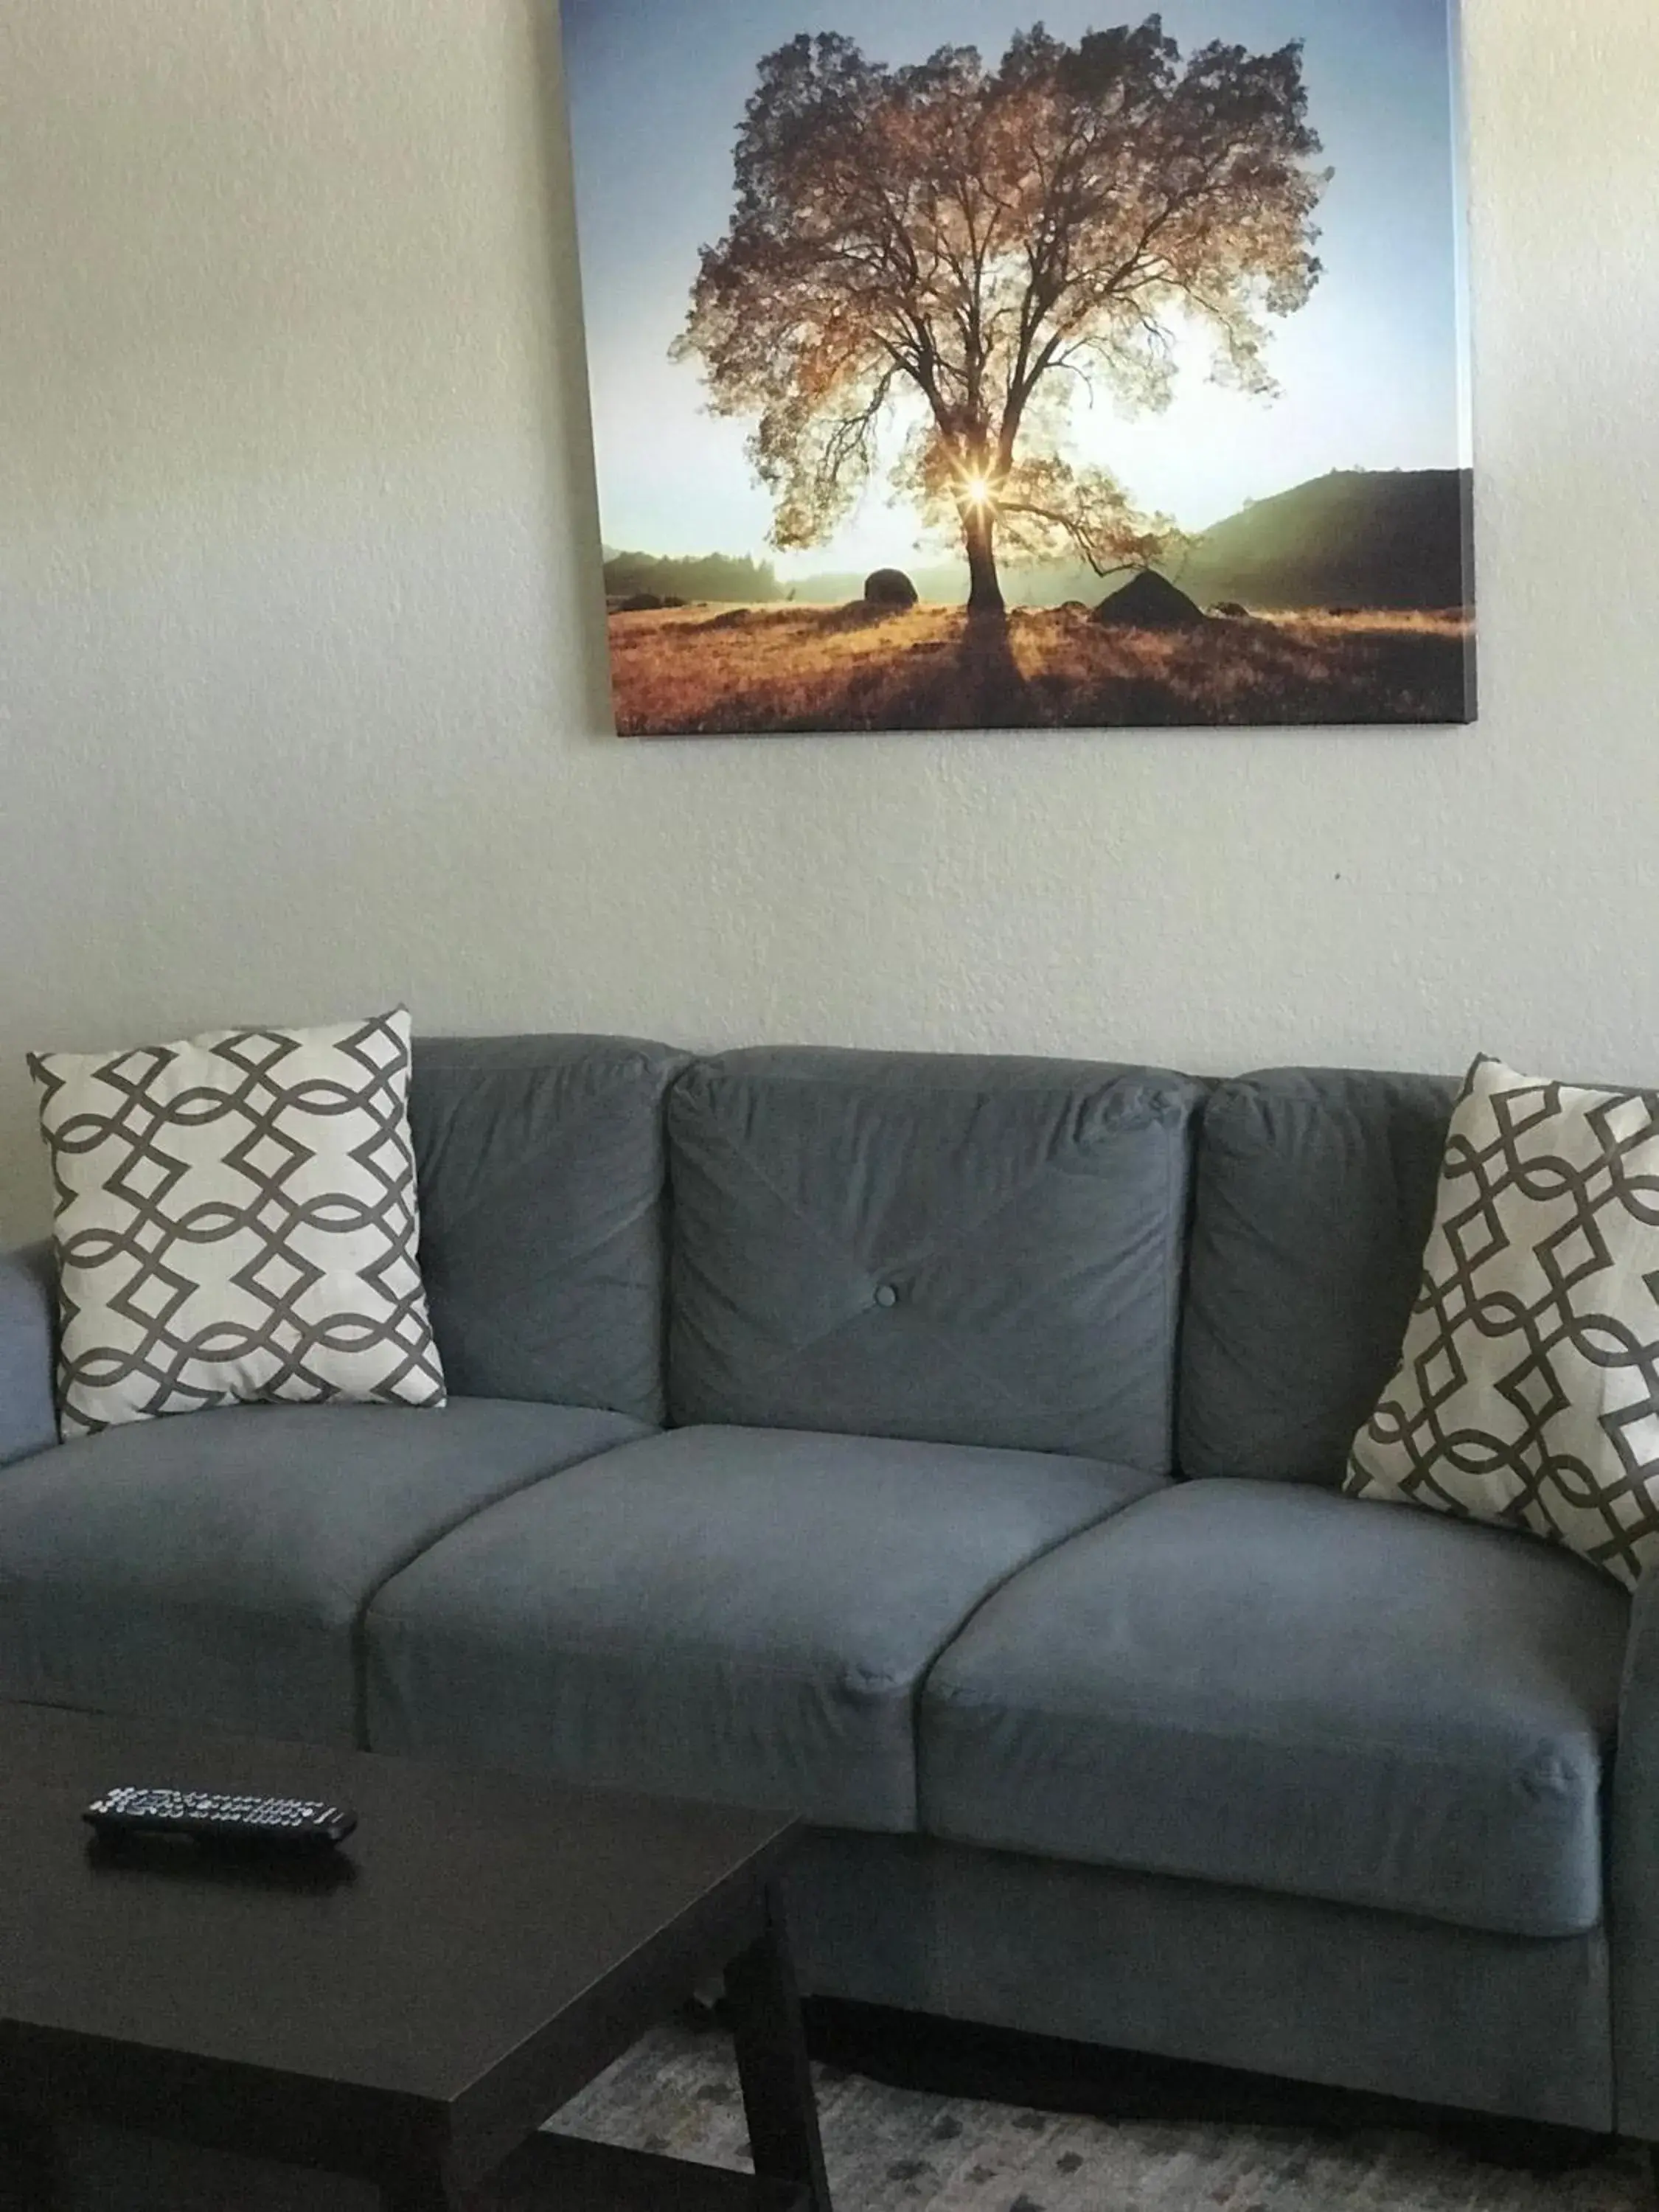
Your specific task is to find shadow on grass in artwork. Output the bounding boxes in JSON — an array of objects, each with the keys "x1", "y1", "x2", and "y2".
[{"x1": 606, "y1": 602, "x2": 1472, "y2": 735}]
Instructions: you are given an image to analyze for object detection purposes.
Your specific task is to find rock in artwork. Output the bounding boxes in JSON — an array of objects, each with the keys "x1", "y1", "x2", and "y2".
[{"x1": 561, "y1": 1, "x2": 1474, "y2": 734}]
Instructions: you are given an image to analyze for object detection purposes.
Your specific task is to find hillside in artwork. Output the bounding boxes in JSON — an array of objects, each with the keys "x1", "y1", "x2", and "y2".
[
  {"x1": 1173, "y1": 470, "x2": 1475, "y2": 611},
  {"x1": 605, "y1": 473, "x2": 1475, "y2": 617}
]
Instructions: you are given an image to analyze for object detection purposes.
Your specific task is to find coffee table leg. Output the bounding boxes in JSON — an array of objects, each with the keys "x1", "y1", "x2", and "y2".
[{"x1": 726, "y1": 1885, "x2": 832, "y2": 2212}]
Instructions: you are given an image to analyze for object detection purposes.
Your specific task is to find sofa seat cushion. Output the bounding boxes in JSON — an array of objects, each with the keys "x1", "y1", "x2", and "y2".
[
  {"x1": 0, "y1": 1399, "x2": 650, "y2": 1745},
  {"x1": 920, "y1": 1479, "x2": 1629, "y2": 1937},
  {"x1": 364, "y1": 1425, "x2": 1163, "y2": 1830}
]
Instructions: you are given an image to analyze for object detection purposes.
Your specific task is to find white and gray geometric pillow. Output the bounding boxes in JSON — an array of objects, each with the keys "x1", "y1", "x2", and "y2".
[
  {"x1": 29, "y1": 1009, "x2": 445, "y2": 1437},
  {"x1": 1346, "y1": 1055, "x2": 1659, "y2": 1589}
]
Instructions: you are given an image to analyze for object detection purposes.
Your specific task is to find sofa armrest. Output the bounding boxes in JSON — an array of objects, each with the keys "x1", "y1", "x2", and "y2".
[
  {"x1": 0, "y1": 1243, "x2": 58, "y2": 1466},
  {"x1": 1612, "y1": 1570, "x2": 1659, "y2": 2138}
]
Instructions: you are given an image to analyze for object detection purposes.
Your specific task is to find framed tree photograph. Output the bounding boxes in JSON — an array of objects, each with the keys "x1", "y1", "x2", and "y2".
[{"x1": 560, "y1": 2, "x2": 1473, "y2": 734}]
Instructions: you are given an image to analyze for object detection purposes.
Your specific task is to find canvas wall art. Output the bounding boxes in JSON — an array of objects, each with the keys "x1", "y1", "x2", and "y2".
[{"x1": 561, "y1": 1, "x2": 1473, "y2": 734}]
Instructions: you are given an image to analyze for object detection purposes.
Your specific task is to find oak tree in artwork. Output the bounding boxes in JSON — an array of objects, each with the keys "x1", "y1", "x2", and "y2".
[{"x1": 678, "y1": 16, "x2": 1330, "y2": 611}]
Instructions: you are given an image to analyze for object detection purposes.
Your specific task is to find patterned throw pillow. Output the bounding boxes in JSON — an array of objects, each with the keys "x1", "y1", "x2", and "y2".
[
  {"x1": 1347, "y1": 1056, "x2": 1659, "y2": 1588},
  {"x1": 29, "y1": 1009, "x2": 445, "y2": 1437}
]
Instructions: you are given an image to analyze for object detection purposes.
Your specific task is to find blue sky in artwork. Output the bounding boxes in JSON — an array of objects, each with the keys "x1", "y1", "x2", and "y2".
[{"x1": 560, "y1": 0, "x2": 1469, "y2": 571}]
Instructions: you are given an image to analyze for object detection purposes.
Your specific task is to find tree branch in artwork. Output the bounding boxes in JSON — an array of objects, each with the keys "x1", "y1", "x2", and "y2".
[{"x1": 676, "y1": 15, "x2": 1330, "y2": 611}]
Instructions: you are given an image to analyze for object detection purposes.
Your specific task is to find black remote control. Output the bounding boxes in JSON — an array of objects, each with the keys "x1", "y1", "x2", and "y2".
[{"x1": 83, "y1": 1787, "x2": 357, "y2": 1851}]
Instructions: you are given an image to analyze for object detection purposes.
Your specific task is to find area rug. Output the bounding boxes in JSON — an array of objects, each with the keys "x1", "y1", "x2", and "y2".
[{"x1": 554, "y1": 2016, "x2": 1651, "y2": 2212}]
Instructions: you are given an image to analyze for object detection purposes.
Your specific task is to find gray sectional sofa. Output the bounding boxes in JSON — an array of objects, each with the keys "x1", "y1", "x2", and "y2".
[{"x1": 0, "y1": 1036, "x2": 1650, "y2": 2146}]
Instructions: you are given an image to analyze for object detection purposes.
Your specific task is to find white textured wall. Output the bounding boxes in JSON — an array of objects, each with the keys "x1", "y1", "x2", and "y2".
[{"x1": 1, "y1": 0, "x2": 1655, "y2": 1237}]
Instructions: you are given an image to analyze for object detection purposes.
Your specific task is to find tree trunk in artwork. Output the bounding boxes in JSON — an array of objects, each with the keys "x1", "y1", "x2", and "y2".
[{"x1": 964, "y1": 504, "x2": 1005, "y2": 614}]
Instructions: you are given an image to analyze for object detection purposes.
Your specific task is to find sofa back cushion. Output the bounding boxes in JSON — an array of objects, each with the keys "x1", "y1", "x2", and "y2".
[
  {"x1": 410, "y1": 1035, "x2": 686, "y2": 1422},
  {"x1": 1179, "y1": 1068, "x2": 1458, "y2": 1484},
  {"x1": 667, "y1": 1048, "x2": 1203, "y2": 1470}
]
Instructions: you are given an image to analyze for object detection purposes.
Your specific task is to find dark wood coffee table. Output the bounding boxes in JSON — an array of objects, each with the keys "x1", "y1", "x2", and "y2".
[{"x1": 0, "y1": 1705, "x2": 832, "y2": 2211}]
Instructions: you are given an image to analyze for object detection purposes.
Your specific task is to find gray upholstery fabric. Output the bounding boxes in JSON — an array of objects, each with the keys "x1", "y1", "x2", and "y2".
[
  {"x1": 410, "y1": 1035, "x2": 687, "y2": 1423},
  {"x1": 0, "y1": 1399, "x2": 647, "y2": 1744},
  {"x1": 1612, "y1": 1566, "x2": 1659, "y2": 2135},
  {"x1": 922, "y1": 1479, "x2": 1627, "y2": 1938},
  {"x1": 667, "y1": 1049, "x2": 1203, "y2": 1470},
  {"x1": 784, "y1": 1832, "x2": 1613, "y2": 2132},
  {"x1": 0, "y1": 1243, "x2": 56, "y2": 1467},
  {"x1": 366, "y1": 1424, "x2": 1162, "y2": 1829},
  {"x1": 1180, "y1": 1069, "x2": 1458, "y2": 1484}
]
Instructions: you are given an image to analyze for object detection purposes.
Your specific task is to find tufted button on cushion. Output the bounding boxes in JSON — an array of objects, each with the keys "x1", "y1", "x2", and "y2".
[{"x1": 667, "y1": 1048, "x2": 1203, "y2": 1470}]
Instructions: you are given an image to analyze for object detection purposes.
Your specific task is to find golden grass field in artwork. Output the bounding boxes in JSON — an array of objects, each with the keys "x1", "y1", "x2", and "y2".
[{"x1": 606, "y1": 602, "x2": 1474, "y2": 735}]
